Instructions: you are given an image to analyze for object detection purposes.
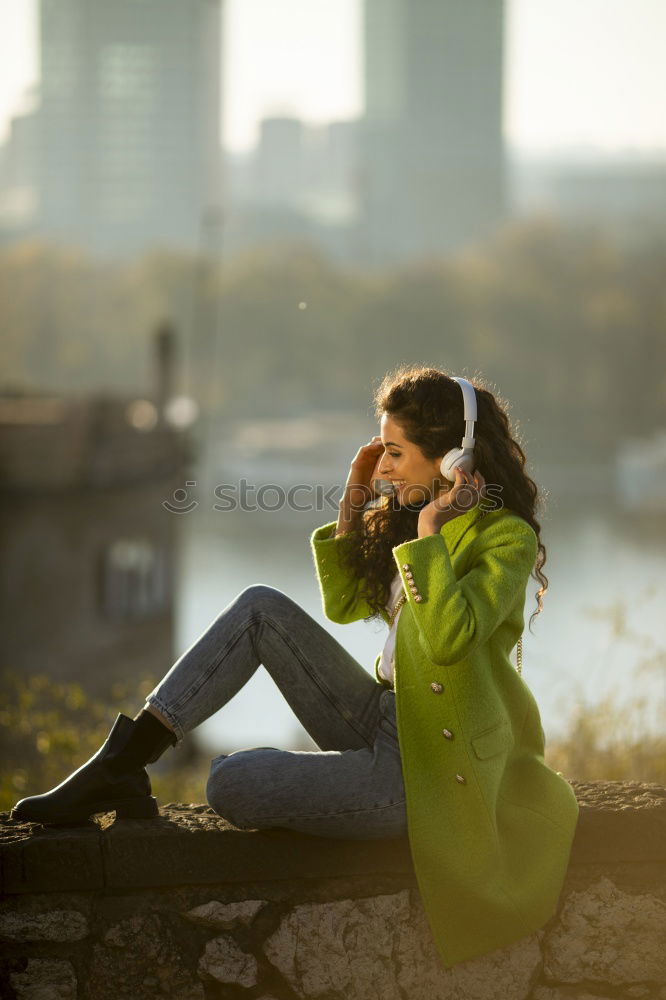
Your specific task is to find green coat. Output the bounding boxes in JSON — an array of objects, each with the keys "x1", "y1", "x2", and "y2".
[{"x1": 310, "y1": 503, "x2": 579, "y2": 968}]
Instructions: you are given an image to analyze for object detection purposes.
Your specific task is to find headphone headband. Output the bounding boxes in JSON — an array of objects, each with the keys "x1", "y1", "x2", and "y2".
[{"x1": 450, "y1": 376, "x2": 477, "y2": 449}]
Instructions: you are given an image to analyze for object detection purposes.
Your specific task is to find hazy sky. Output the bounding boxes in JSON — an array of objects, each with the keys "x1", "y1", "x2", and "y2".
[{"x1": 1, "y1": 0, "x2": 665, "y2": 155}]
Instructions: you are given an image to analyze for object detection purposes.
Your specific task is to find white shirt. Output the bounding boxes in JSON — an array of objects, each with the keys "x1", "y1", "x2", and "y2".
[{"x1": 377, "y1": 570, "x2": 405, "y2": 687}]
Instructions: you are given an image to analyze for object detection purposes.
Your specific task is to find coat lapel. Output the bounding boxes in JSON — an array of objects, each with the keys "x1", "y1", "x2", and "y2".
[{"x1": 381, "y1": 504, "x2": 505, "y2": 628}]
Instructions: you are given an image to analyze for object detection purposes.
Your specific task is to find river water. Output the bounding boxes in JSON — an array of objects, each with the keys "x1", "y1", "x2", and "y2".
[{"x1": 169, "y1": 479, "x2": 666, "y2": 756}]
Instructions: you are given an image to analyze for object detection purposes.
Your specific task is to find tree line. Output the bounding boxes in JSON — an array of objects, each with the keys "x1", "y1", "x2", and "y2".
[{"x1": 1, "y1": 214, "x2": 664, "y2": 461}]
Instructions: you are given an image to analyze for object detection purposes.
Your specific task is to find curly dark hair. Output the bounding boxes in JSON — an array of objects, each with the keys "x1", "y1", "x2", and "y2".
[{"x1": 336, "y1": 364, "x2": 549, "y2": 634}]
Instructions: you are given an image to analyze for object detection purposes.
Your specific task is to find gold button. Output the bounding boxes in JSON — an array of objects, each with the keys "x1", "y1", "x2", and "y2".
[
  {"x1": 405, "y1": 570, "x2": 414, "y2": 579},
  {"x1": 430, "y1": 682, "x2": 443, "y2": 694},
  {"x1": 455, "y1": 774, "x2": 466, "y2": 784},
  {"x1": 441, "y1": 728, "x2": 454, "y2": 740},
  {"x1": 402, "y1": 563, "x2": 410, "y2": 570},
  {"x1": 414, "y1": 595, "x2": 423, "y2": 602}
]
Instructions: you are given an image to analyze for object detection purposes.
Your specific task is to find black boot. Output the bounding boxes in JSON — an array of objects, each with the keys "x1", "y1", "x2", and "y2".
[{"x1": 9, "y1": 710, "x2": 177, "y2": 826}]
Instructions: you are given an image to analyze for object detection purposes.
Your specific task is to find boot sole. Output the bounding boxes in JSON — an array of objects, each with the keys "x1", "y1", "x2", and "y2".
[{"x1": 10, "y1": 795, "x2": 160, "y2": 826}]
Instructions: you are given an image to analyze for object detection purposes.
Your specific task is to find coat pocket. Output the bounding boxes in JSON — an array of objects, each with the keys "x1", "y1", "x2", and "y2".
[{"x1": 471, "y1": 720, "x2": 512, "y2": 760}]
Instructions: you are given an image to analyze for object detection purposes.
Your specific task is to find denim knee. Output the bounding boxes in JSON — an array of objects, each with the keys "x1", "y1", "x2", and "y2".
[
  {"x1": 205, "y1": 752, "x2": 255, "y2": 829},
  {"x1": 206, "y1": 756, "x2": 228, "y2": 814},
  {"x1": 233, "y1": 583, "x2": 293, "y2": 616}
]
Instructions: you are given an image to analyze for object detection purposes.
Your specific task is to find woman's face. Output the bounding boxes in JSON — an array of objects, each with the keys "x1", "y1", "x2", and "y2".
[{"x1": 377, "y1": 413, "x2": 446, "y2": 505}]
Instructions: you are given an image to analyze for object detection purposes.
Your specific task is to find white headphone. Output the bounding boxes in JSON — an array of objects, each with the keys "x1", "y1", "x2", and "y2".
[{"x1": 439, "y1": 376, "x2": 478, "y2": 482}]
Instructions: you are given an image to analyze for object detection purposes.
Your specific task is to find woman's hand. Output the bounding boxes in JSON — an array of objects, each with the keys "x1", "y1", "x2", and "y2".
[
  {"x1": 342, "y1": 435, "x2": 385, "y2": 510},
  {"x1": 418, "y1": 465, "x2": 487, "y2": 535}
]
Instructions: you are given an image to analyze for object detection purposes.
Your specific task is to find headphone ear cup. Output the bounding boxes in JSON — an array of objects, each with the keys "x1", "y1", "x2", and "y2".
[
  {"x1": 440, "y1": 449, "x2": 474, "y2": 481},
  {"x1": 440, "y1": 448, "x2": 463, "y2": 481}
]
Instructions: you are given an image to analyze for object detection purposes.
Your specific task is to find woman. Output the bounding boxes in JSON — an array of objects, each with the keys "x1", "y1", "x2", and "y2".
[{"x1": 11, "y1": 365, "x2": 579, "y2": 968}]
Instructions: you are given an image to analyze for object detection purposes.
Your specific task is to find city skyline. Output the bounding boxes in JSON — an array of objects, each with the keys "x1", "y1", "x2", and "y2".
[{"x1": 1, "y1": 0, "x2": 666, "y2": 156}]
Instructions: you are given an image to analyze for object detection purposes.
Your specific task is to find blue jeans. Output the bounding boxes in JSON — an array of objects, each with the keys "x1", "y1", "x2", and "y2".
[{"x1": 144, "y1": 584, "x2": 407, "y2": 840}]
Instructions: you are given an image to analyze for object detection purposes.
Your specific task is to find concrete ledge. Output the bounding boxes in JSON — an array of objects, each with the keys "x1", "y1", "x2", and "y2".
[
  {"x1": 1, "y1": 780, "x2": 665, "y2": 1000},
  {"x1": 1, "y1": 803, "x2": 414, "y2": 896}
]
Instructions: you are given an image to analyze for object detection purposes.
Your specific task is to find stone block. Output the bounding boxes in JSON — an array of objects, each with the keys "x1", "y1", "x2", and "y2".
[
  {"x1": 9, "y1": 958, "x2": 77, "y2": 1000},
  {"x1": 543, "y1": 876, "x2": 666, "y2": 985},
  {"x1": 0, "y1": 908, "x2": 88, "y2": 942},
  {"x1": 183, "y1": 898, "x2": 266, "y2": 929},
  {"x1": 198, "y1": 932, "x2": 259, "y2": 987}
]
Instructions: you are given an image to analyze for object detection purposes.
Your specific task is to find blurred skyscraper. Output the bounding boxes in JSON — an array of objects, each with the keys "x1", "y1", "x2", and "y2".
[
  {"x1": 253, "y1": 117, "x2": 307, "y2": 209},
  {"x1": 1, "y1": 1, "x2": 663, "y2": 265},
  {"x1": 356, "y1": 0, "x2": 507, "y2": 265},
  {"x1": 2, "y1": 0, "x2": 224, "y2": 258}
]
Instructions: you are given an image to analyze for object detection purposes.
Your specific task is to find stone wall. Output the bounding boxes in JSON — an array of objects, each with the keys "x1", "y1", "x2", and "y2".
[{"x1": 1, "y1": 780, "x2": 665, "y2": 1000}]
